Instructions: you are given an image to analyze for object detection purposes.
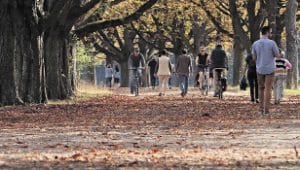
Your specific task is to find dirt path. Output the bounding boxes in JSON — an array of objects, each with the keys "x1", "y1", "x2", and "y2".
[{"x1": 0, "y1": 94, "x2": 300, "y2": 169}]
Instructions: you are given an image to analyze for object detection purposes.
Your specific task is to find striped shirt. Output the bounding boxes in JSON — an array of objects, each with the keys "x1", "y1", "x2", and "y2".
[{"x1": 275, "y1": 59, "x2": 288, "y2": 76}]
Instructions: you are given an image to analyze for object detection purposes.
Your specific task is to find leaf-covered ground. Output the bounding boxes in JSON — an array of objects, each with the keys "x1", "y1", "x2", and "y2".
[{"x1": 0, "y1": 90, "x2": 300, "y2": 169}]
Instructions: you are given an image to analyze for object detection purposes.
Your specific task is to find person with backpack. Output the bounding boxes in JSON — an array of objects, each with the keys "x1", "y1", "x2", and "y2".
[
  {"x1": 210, "y1": 44, "x2": 228, "y2": 97},
  {"x1": 273, "y1": 49, "x2": 292, "y2": 105}
]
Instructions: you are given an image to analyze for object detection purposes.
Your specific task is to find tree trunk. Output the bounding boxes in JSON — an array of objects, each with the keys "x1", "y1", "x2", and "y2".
[
  {"x1": 285, "y1": 0, "x2": 299, "y2": 89},
  {"x1": 44, "y1": 30, "x2": 73, "y2": 100},
  {"x1": 232, "y1": 36, "x2": 244, "y2": 86},
  {"x1": 120, "y1": 61, "x2": 129, "y2": 87},
  {"x1": 0, "y1": 1, "x2": 47, "y2": 105}
]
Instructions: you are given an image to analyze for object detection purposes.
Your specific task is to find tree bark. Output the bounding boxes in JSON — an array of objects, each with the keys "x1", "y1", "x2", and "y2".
[
  {"x1": 285, "y1": 0, "x2": 299, "y2": 89},
  {"x1": 232, "y1": 36, "x2": 244, "y2": 86},
  {"x1": 120, "y1": 61, "x2": 129, "y2": 87},
  {"x1": 0, "y1": 1, "x2": 47, "y2": 105},
  {"x1": 44, "y1": 29, "x2": 73, "y2": 100}
]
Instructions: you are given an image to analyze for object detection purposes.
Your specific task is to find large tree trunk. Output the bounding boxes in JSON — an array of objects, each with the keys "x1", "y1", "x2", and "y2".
[
  {"x1": 0, "y1": 1, "x2": 47, "y2": 105},
  {"x1": 120, "y1": 61, "x2": 129, "y2": 87},
  {"x1": 232, "y1": 36, "x2": 244, "y2": 86},
  {"x1": 44, "y1": 30, "x2": 73, "y2": 100},
  {"x1": 285, "y1": 0, "x2": 299, "y2": 89}
]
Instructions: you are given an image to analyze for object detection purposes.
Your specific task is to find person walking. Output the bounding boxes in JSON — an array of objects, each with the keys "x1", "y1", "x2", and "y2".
[
  {"x1": 273, "y1": 49, "x2": 292, "y2": 105},
  {"x1": 105, "y1": 64, "x2": 114, "y2": 88},
  {"x1": 155, "y1": 50, "x2": 172, "y2": 96},
  {"x1": 245, "y1": 53, "x2": 259, "y2": 103},
  {"x1": 252, "y1": 26, "x2": 280, "y2": 115},
  {"x1": 176, "y1": 49, "x2": 191, "y2": 97},
  {"x1": 114, "y1": 66, "x2": 120, "y2": 87},
  {"x1": 148, "y1": 58, "x2": 157, "y2": 89}
]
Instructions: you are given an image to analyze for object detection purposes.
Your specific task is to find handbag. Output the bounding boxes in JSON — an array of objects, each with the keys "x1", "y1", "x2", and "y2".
[{"x1": 240, "y1": 75, "x2": 248, "y2": 90}]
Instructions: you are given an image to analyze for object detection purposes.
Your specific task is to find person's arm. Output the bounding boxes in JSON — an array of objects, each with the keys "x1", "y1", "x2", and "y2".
[
  {"x1": 140, "y1": 54, "x2": 146, "y2": 68},
  {"x1": 155, "y1": 59, "x2": 159, "y2": 74},
  {"x1": 284, "y1": 59, "x2": 292, "y2": 70},
  {"x1": 251, "y1": 44, "x2": 257, "y2": 61},
  {"x1": 195, "y1": 55, "x2": 199, "y2": 66},
  {"x1": 168, "y1": 60, "x2": 172, "y2": 73},
  {"x1": 128, "y1": 55, "x2": 133, "y2": 68},
  {"x1": 273, "y1": 43, "x2": 280, "y2": 58}
]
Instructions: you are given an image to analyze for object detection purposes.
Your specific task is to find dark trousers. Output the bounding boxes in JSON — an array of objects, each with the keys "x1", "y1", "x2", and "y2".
[
  {"x1": 247, "y1": 71, "x2": 258, "y2": 101},
  {"x1": 150, "y1": 74, "x2": 156, "y2": 89}
]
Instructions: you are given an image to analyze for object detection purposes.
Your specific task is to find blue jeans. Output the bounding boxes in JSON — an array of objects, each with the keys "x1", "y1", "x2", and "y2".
[{"x1": 178, "y1": 74, "x2": 189, "y2": 95}]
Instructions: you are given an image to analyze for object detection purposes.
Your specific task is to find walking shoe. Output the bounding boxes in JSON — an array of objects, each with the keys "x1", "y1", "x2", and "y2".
[
  {"x1": 158, "y1": 93, "x2": 163, "y2": 96},
  {"x1": 181, "y1": 92, "x2": 185, "y2": 97},
  {"x1": 255, "y1": 99, "x2": 259, "y2": 103}
]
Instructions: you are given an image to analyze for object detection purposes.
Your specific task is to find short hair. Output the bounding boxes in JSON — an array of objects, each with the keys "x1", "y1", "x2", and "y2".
[
  {"x1": 216, "y1": 44, "x2": 222, "y2": 48},
  {"x1": 159, "y1": 50, "x2": 167, "y2": 56},
  {"x1": 182, "y1": 49, "x2": 187, "y2": 54},
  {"x1": 261, "y1": 26, "x2": 271, "y2": 35}
]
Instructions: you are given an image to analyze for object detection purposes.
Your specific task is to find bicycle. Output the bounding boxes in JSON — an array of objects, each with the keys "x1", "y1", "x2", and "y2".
[
  {"x1": 129, "y1": 67, "x2": 143, "y2": 96},
  {"x1": 214, "y1": 68, "x2": 226, "y2": 99},
  {"x1": 199, "y1": 66, "x2": 209, "y2": 96}
]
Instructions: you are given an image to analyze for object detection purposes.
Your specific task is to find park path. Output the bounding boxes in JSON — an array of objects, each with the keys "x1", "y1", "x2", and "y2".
[{"x1": 0, "y1": 93, "x2": 300, "y2": 169}]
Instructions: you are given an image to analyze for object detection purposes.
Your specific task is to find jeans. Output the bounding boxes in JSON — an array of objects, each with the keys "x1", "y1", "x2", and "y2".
[
  {"x1": 150, "y1": 74, "x2": 156, "y2": 89},
  {"x1": 178, "y1": 74, "x2": 189, "y2": 95},
  {"x1": 273, "y1": 75, "x2": 286, "y2": 102},
  {"x1": 248, "y1": 71, "x2": 258, "y2": 101},
  {"x1": 257, "y1": 73, "x2": 274, "y2": 113}
]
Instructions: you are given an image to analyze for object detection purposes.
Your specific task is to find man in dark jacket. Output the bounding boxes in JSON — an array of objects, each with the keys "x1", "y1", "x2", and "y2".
[
  {"x1": 210, "y1": 45, "x2": 228, "y2": 96},
  {"x1": 128, "y1": 47, "x2": 145, "y2": 94}
]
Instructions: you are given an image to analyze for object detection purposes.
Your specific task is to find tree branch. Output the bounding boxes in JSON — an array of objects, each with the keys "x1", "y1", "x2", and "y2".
[{"x1": 74, "y1": 0, "x2": 158, "y2": 37}]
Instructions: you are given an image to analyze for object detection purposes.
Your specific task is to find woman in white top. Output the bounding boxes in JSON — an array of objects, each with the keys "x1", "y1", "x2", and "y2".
[{"x1": 155, "y1": 50, "x2": 172, "y2": 96}]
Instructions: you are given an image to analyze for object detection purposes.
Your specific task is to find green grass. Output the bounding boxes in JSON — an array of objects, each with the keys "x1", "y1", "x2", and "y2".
[{"x1": 48, "y1": 83, "x2": 112, "y2": 105}]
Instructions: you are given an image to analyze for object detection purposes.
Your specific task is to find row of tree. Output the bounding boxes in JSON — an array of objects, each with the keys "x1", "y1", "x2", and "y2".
[
  {"x1": 0, "y1": 0, "x2": 298, "y2": 106},
  {"x1": 0, "y1": 0, "x2": 158, "y2": 105},
  {"x1": 88, "y1": 0, "x2": 299, "y2": 88}
]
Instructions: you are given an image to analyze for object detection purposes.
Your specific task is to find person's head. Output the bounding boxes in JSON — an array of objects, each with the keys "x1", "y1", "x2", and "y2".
[
  {"x1": 133, "y1": 47, "x2": 140, "y2": 56},
  {"x1": 107, "y1": 64, "x2": 111, "y2": 68},
  {"x1": 182, "y1": 48, "x2": 187, "y2": 54},
  {"x1": 261, "y1": 26, "x2": 272, "y2": 38},
  {"x1": 159, "y1": 50, "x2": 167, "y2": 56},
  {"x1": 216, "y1": 44, "x2": 222, "y2": 49},
  {"x1": 199, "y1": 46, "x2": 206, "y2": 54},
  {"x1": 278, "y1": 48, "x2": 285, "y2": 58}
]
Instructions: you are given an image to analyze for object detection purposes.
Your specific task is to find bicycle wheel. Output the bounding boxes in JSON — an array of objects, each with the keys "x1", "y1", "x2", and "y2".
[
  {"x1": 218, "y1": 81, "x2": 223, "y2": 99},
  {"x1": 135, "y1": 77, "x2": 139, "y2": 96}
]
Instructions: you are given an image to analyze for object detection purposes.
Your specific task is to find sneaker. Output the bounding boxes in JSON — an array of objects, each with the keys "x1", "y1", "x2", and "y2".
[
  {"x1": 213, "y1": 93, "x2": 218, "y2": 97},
  {"x1": 181, "y1": 92, "x2": 185, "y2": 97},
  {"x1": 158, "y1": 93, "x2": 163, "y2": 96},
  {"x1": 255, "y1": 99, "x2": 259, "y2": 103}
]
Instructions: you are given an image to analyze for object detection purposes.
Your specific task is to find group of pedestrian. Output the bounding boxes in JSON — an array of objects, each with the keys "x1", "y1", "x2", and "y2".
[
  {"x1": 105, "y1": 64, "x2": 120, "y2": 88},
  {"x1": 124, "y1": 26, "x2": 291, "y2": 115},
  {"x1": 251, "y1": 26, "x2": 292, "y2": 115}
]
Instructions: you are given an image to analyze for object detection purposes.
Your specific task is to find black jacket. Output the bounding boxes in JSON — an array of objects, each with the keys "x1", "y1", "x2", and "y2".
[{"x1": 210, "y1": 47, "x2": 228, "y2": 69}]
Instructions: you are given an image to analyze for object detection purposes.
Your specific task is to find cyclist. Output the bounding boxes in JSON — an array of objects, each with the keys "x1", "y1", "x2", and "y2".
[
  {"x1": 195, "y1": 46, "x2": 209, "y2": 93},
  {"x1": 210, "y1": 44, "x2": 228, "y2": 97},
  {"x1": 128, "y1": 47, "x2": 145, "y2": 94}
]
